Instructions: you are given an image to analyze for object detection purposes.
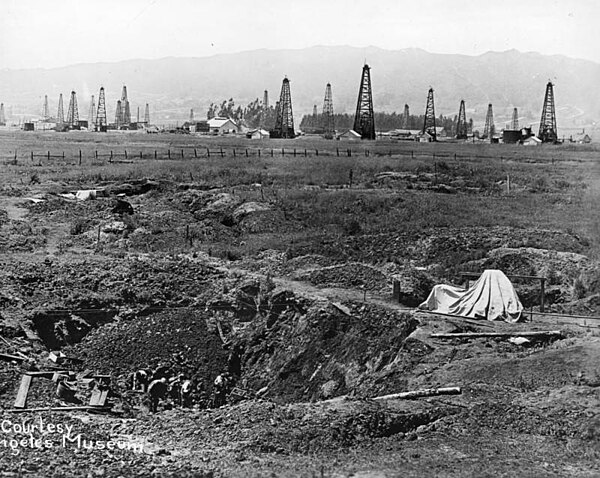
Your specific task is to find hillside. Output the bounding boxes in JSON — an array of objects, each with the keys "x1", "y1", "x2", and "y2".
[{"x1": 0, "y1": 46, "x2": 598, "y2": 130}]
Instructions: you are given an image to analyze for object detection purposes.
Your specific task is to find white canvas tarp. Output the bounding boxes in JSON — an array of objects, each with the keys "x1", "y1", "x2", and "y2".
[{"x1": 419, "y1": 269, "x2": 523, "y2": 322}]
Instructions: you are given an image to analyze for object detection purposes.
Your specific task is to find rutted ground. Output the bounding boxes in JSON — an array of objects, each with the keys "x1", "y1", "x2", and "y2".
[{"x1": 0, "y1": 134, "x2": 599, "y2": 477}]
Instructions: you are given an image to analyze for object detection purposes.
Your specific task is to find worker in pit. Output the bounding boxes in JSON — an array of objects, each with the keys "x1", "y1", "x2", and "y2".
[{"x1": 147, "y1": 377, "x2": 168, "y2": 413}]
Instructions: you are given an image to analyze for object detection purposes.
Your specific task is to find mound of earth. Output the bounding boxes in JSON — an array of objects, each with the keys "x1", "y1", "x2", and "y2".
[{"x1": 291, "y1": 262, "x2": 391, "y2": 294}]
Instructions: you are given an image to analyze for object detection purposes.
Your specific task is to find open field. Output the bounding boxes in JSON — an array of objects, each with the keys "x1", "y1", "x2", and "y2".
[{"x1": 0, "y1": 130, "x2": 599, "y2": 477}]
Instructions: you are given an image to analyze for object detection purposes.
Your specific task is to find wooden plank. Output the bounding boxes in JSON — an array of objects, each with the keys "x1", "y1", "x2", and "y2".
[
  {"x1": 25, "y1": 370, "x2": 68, "y2": 377},
  {"x1": 0, "y1": 353, "x2": 25, "y2": 362},
  {"x1": 14, "y1": 375, "x2": 32, "y2": 408},
  {"x1": 374, "y1": 387, "x2": 462, "y2": 401},
  {"x1": 459, "y1": 272, "x2": 546, "y2": 281},
  {"x1": 6, "y1": 406, "x2": 108, "y2": 413},
  {"x1": 95, "y1": 390, "x2": 109, "y2": 407},
  {"x1": 89, "y1": 388, "x2": 101, "y2": 406},
  {"x1": 430, "y1": 330, "x2": 562, "y2": 339}
]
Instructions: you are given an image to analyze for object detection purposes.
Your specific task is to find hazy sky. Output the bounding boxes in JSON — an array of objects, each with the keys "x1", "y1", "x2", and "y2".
[{"x1": 0, "y1": 0, "x2": 598, "y2": 69}]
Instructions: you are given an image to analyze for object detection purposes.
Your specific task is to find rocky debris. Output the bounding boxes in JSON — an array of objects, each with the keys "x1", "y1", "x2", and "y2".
[
  {"x1": 292, "y1": 262, "x2": 391, "y2": 294},
  {"x1": 108, "y1": 179, "x2": 161, "y2": 196},
  {"x1": 112, "y1": 198, "x2": 134, "y2": 215}
]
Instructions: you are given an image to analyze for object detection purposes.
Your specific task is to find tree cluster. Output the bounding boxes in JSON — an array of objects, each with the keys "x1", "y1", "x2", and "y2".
[{"x1": 206, "y1": 98, "x2": 277, "y2": 130}]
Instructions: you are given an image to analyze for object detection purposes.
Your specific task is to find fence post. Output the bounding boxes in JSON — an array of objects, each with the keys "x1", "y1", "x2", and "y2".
[
  {"x1": 294, "y1": 148, "x2": 296, "y2": 157},
  {"x1": 168, "y1": 149, "x2": 171, "y2": 159},
  {"x1": 125, "y1": 150, "x2": 128, "y2": 160},
  {"x1": 411, "y1": 151, "x2": 414, "y2": 159},
  {"x1": 207, "y1": 148, "x2": 210, "y2": 158},
  {"x1": 271, "y1": 149, "x2": 273, "y2": 157},
  {"x1": 62, "y1": 152, "x2": 65, "y2": 160},
  {"x1": 139, "y1": 151, "x2": 142, "y2": 159},
  {"x1": 110, "y1": 151, "x2": 113, "y2": 162},
  {"x1": 95, "y1": 150, "x2": 98, "y2": 160},
  {"x1": 316, "y1": 149, "x2": 319, "y2": 156},
  {"x1": 47, "y1": 151, "x2": 50, "y2": 161},
  {"x1": 282, "y1": 148, "x2": 285, "y2": 156},
  {"x1": 233, "y1": 149, "x2": 236, "y2": 158},
  {"x1": 245, "y1": 149, "x2": 248, "y2": 157},
  {"x1": 194, "y1": 148, "x2": 197, "y2": 158},
  {"x1": 181, "y1": 149, "x2": 184, "y2": 159},
  {"x1": 220, "y1": 148, "x2": 224, "y2": 158},
  {"x1": 31, "y1": 151, "x2": 33, "y2": 161},
  {"x1": 79, "y1": 150, "x2": 82, "y2": 165},
  {"x1": 347, "y1": 149, "x2": 351, "y2": 157},
  {"x1": 155, "y1": 150, "x2": 157, "y2": 159},
  {"x1": 304, "y1": 149, "x2": 307, "y2": 157},
  {"x1": 258, "y1": 149, "x2": 261, "y2": 157}
]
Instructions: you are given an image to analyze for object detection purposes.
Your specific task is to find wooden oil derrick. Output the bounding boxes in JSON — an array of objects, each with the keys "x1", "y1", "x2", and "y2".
[
  {"x1": 57, "y1": 94, "x2": 65, "y2": 125},
  {"x1": 353, "y1": 64, "x2": 375, "y2": 140},
  {"x1": 483, "y1": 103, "x2": 495, "y2": 140},
  {"x1": 144, "y1": 103, "x2": 150, "y2": 124},
  {"x1": 96, "y1": 87, "x2": 107, "y2": 131},
  {"x1": 270, "y1": 77, "x2": 295, "y2": 139},
  {"x1": 511, "y1": 107, "x2": 519, "y2": 130},
  {"x1": 66, "y1": 91, "x2": 79, "y2": 127},
  {"x1": 422, "y1": 88, "x2": 436, "y2": 140},
  {"x1": 114, "y1": 100, "x2": 122, "y2": 128},
  {"x1": 538, "y1": 81, "x2": 557, "y2": 143},
  {"x1": 42, "y1": 95, "x2": 50, "y2": 121},
  {"x1": 88, "y1": 95, "x2": 96, "y2": 127},
  {"x1": 456, "y1": 99, "x2": 468, "y2": 139},
  {"x1": 322, "y1": 83, "x2": 335, "y2": 139},
  {"x1": 402, "y1": 104, "x2": 410, "y2": 129}
]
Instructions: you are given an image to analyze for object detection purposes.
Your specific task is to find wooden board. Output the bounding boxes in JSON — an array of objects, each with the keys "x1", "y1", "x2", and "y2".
[
  {"x1": 14, "y1": 375, "x2": 32, "y2": 408},
  {"x1": 89, "y1": 388, "x2": 101, "y2": 406}
]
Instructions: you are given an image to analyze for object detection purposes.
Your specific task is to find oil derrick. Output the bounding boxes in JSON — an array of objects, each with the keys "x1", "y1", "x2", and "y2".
[
  {"x1": 144, "y1": 103, "x2": 150, "y2": 124},
  {"x1": 511, "y1": 107, "x2": 519, "y2": 130},
  {"x1": 0, "y1": 103, "x2": 5, "y2": 125},
  {"x1": 402, "y1": 104, "x2": 410, "y2": 129},
  {"x1": 538, "y1": 81, "x2": 557, "y2": 143},
  {"x1": 322, "y1": 83, "x2": 335, "y2": 139},
  {"x1": 270, "y1": 77, "x2": 295, "y2": 139},
  {"x1": 353, "y1": 64, "x2": 375, "y2": 139},
  {"x1": 66, "y1": 91, "x2": 79, "y2": 127},
  {"x1": 120, "y1": 85, "x2": 131, "y2": 125},
  {"x1": 96, "y1": 87, "x2": 107, "y2": 131},
  {"x1": 483, "y1": 103, "x2": 495, "y2": 140},
  {"x1": 422, "y1": 88, "x2": 436, "y2": 140},
  {"x1": 115, "y1": 100, "x2": 123, "y2": 128},
  {"x1": 456, "y1": 99, "x2": 468, "y2": 139},
  {"x1": 42, "y1": 95, "x2": 50, "y2": 121},
  {"x1": 88, "y1": 95, "x2": 96, "y2": 126},
  {"x1": 263, "y1": 90, "x2": 269, "y2": 109},
  {"x1": 312, "y1": 104, "x2": 318, "y2": 117},
  {"x1": 189, "y1": 108, "x2": 194, "y2": 122},
  {"x1": 57, "y1": 94, "x2": 65, "y2": 124}
]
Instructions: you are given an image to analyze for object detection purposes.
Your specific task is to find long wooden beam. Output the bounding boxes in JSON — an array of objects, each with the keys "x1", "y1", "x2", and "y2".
[{"x1": 430, "y1": 331, "x2": 562, "y2": 339}]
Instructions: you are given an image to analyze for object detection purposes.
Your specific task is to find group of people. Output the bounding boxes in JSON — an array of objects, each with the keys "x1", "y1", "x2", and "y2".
[{"x1": 130, "y1": 366, "x2": 235, "y2": 413}]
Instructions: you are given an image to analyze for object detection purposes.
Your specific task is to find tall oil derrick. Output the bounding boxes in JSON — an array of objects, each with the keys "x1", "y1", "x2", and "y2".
[
  {"x1": 189, "y1": 108, "x2": 194, "y2": 122},
  {"x1": 120, "y1": 85, "x2": 131, "y2": 125},
  {"x1": 270, "y1": 77, "x2": 295, "y2": 139},
  {"x1": 137, "y1": 106, "x2": 140, "y2": 123},
  {"x1": 312, "y1": 104, "x2": 318, "y2": 117},
  {"x1": 511, "y1": 107, "x2": 519, "y2": 130},
  {"x1": 144, "y1": 103, "x2": 150, "y2": 124},
  {"x1": 115, "y1": 100, "x2": 123, "y2": 128},
  {"x1": 456, "y1": 99, "x2": 468, "y2": 139},
  {"x1": 402, "y1": 104, "x2": 410, "y2": 129},
  {"x1": 263, "y1": 90, "x2": 269, "y2": 109},
  {"x1": 57, "y1": 94, "x2": 65, "y2": 124},
  {"x1": 422, "y1": 87, "x2": 436, "y2": 140},
  {"x1": 42, "y1": 95, "x2": 50, "y2": 121},
  {"x1": 353, "y1": 64, "x2": 375, "y2": 139},
  {"x1": 88, "y1": 95, "x2": 96, "y2": 126},
  {"x1": 66, "y1": 91, "x2": 79, "y2": 127},
  {"x1": 483, "y1": 103, "x2": 495, "y2": 140},
  {"x1": 0, "y1": 103, "x2": 5, "y2": 125},
  {"x1": 538, "y1": 81, "x2": 557, "y2": 143},
  {"x1": 322, "y1": 82, "x2": 335, "y2": 139},
  {"x1": 96, "y1": 87, "x2": 107, "y2": 130}
]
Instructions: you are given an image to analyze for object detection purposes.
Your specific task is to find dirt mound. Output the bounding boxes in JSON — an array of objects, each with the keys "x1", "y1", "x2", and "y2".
[
  {"x1": 292, "y1": 262, "x2": 391, "y2": 294},
  {"x1": 69, "y1": 309, "x2": 228, "y2": 384}
]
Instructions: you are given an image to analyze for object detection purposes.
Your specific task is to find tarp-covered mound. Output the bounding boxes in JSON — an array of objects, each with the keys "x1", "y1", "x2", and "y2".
[{"x1": 419, "y1": 269, "x2": 523, "y2": 322}]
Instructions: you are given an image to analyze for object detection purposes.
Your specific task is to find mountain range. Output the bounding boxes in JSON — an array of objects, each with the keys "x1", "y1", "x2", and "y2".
[{"x1": 0, "y1": 46, "x2": 598, "y2": 132}]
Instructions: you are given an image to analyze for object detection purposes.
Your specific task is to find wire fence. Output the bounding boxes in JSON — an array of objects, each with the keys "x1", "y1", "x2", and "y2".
[{"x1": 0, "y1": 147, "x2": 570, "y2": 164}]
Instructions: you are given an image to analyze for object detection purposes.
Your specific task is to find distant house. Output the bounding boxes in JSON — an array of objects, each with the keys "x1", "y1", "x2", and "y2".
[
  {"x1": 246, "y1": 128, "x2": 270, "y2": 139},
  {"x1": 390, "y1": 129, "x2": 421, "y2": 141},
  {"x1": 417, "y1": 131, "x2": 434, "y2": 143},
  {"x1": 572, "y1": 132, "x2": 592, "y2": 144},
  {"x1": 337, "y1": 129, "x2": 362, "y2": 140},
  {"x1": 521, "y1": 136, "x2": 542, "y2": 146},
  {"x1": 207, "y1": 117, "x2": 238, "y2": 135}
]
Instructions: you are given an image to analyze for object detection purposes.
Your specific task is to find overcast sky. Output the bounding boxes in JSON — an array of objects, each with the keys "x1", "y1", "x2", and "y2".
[{"x1": 0, "y1": 0, "x2": 598, "y2": 70}]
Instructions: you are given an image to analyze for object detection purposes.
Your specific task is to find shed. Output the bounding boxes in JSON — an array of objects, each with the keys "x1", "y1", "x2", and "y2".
[
  {"x1": 338, "y1": 130, "x2": 362, "y2": 141},
  {"x1": 208, "y1": 117, "x2": 238, "y2": 135},
  {"x1": 521, "y1": 136, "x2": 542, "y2": 146},
  {"x1": 246, "y1": 128, "x2": 270, "y2": 139}
]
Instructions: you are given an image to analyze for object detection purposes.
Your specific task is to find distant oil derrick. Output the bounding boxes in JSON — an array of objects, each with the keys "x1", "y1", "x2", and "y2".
[
  {"x1": 89, "y1": 95, "x2": 96, "y2": 126},
  {"x1": 121, "y1": 85, "x2": 131, "y2": 125},
  {"x1": 263, "y1": 90, "x2": 269, "y2": 109},
  {"x1": 456, "y1": 99, "x2": 468, "y2": 139},
  {"x1": 353, "y1": 64, "x2": 375, "y2": 140},
  {"x1": 57, "y1": 94, "x2": 65, "y2": 124},
  {"x1": 115, "y1": 101, "x2": 123, "y2": 128},
  {"x1": 42, "y1": 95, "x2": 50, "y2": 121},
  {"x1": 0, "y1": 103, "x2": 5, "y2": 125},
  {"x1": 422, "y1": 88, "x2": 436, "y2": 140},
  {"x1": 538, "y1": 81, "x2": 557, "y2": 143},
  {"x1": 511, "y1": 107, "x2": 519, "y2": 130},
  {"x1": 144, "y1": 103, "x2": 150, "y2": 124},
  {"x1": 66, "y1": 91, "x2": 79, "y2": 127},
  {"x1": 322, "y1": 83, "x2": 335, "y2": 139},
  {"x1": 189, "y1": 108, "x2": 194, "y2": 122},
  {"x1": 96, "y1": 87, "x2": 107, "y2": 131},
  {"x1": 270, "y1": 77, "x2": 295, "y2": 139},
  {"x1": 402, "y1": 104, "x2": 410, "y2": 129},
  {"x1": 483, "y1": 103, "x2": 495, "y2": 139},
  {"x1": 312, "y1": 104, "x2": 318, "y2": 117}
]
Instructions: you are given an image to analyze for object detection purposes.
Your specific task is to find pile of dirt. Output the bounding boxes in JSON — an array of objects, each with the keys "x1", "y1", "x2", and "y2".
[
  {"x1": 291, "y1": 262, "x2": 391, "y2": 294},
  {"x1": 68, "y1": 309, "x2": 228, "y2": 386}
]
